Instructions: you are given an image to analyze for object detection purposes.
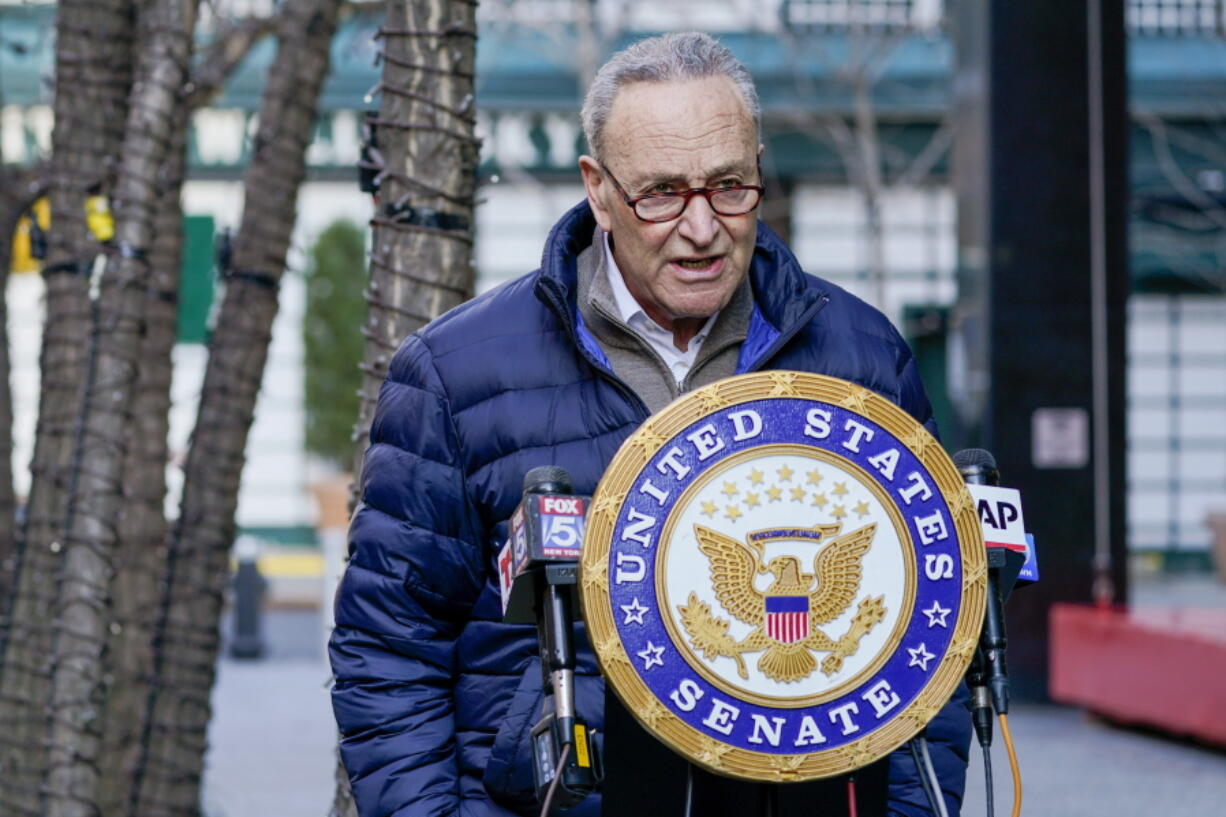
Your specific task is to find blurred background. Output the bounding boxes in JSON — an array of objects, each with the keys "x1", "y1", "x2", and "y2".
[{"x1": 1, "y1": 1, "x2": 1224, "y2": 815}]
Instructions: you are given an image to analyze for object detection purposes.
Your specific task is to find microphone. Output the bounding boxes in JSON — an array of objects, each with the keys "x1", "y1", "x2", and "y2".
[
  {"x1": 953, "y1": 448, "x2": 1025, "y2": 744},
  {"x1": 499, "y1": 466, "x2": 587, "y2": 620},
  {"x1": 956, "y1": 449, "x2": 1032, "y2": 596},
  {"x1": 497, "y1": 466, "x2": 601, "y2": 809}
]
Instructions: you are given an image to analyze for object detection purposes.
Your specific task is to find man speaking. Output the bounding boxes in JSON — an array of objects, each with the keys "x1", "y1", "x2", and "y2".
[{"x1": 330, "y1": 32, "x2": 970, "y2": 817}]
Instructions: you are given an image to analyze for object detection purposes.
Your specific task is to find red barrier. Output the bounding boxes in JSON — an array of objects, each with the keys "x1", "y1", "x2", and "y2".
[{"x1": 1049, "y1": 603, "x2": 1226, "y2": 747}]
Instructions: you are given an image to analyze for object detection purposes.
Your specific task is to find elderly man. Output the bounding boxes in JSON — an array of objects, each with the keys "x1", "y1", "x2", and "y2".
[{"x1": 330, "y1": 32, "x2": 969, "y2": 817}]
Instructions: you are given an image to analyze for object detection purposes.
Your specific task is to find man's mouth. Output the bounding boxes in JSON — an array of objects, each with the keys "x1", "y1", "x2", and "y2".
[{"x1": 674, "y1": 256, "x2": 720, "y2": 271}]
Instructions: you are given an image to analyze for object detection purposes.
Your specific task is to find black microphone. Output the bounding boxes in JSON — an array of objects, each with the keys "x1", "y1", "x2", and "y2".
[
  {"x1": 953, "y1": 448, "x2": 1017, "y2": 745},
  {"x1": 954, "y1": 447, "x2": 999, "y2": 488},
  {"x1": 497, "y1": 466, "x2": 602, "y2": 809},
  {"x1": 499, "y1": 466, "x2": 586, "y2": 620}
]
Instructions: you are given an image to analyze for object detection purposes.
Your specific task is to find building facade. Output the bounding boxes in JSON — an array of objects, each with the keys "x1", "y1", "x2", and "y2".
[{"x1": 1, "y1": 0, "x2": 1224, "y2": 563}]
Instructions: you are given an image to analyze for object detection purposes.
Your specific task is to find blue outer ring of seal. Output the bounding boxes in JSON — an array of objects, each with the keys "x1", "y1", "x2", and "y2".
[{"x1": 607, "y1": 397, "x2": 963, "y2": 754}]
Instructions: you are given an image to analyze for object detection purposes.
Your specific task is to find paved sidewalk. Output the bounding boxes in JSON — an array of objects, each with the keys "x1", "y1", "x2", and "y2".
[
  {"x1": 204, "y1": 596, "x2": 1226, "y2": 817},
  {"x1": 961, "y1": 705, "x2": 1226, "y2": 816},
  {"x1": 204, "y1": 609, "x2": 336, "y2": 817}
]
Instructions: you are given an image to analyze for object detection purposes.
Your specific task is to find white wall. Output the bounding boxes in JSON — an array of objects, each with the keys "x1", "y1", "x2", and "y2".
[
  {"x1": 1127, "y1": 294, "x2": 1226, "y2": 552},
  {"x1": 475, "y1": 181, "x2": 586, "y2": 292},
  {"x1": 790, "y1": 184, "x2": 958, "y2": 323}
]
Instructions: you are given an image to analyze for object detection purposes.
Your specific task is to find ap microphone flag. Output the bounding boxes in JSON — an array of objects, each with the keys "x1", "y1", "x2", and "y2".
[
  {"x1": 953, "y1": 448, "x2": 1039, "y2": 587},
  {"x1": 969, "y1": 484, "x2": 1027, "y2": 553},
  {"x1": 965, "y1": 485, "x2": 1040, "y2": 583}
]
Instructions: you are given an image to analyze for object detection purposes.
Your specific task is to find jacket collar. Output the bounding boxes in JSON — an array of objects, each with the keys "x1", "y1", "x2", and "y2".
[{"x1": 535, "y1": 200, "x2": 826, "y2": 344}]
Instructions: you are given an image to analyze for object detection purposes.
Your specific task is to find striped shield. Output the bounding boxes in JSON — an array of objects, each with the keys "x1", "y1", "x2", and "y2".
[{"x1": 765, "y1": 595, "x2": 810, "y2": 644}]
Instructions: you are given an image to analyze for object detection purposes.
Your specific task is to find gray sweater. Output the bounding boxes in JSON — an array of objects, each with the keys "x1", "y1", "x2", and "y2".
[{"x1": 575, "y1": 230, "x2": 753, "y2": 414}]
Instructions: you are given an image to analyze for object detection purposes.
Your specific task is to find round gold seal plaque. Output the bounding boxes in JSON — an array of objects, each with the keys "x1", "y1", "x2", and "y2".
[{"x1": 580, "y1": 372, "x2": 985, "y2": 782}]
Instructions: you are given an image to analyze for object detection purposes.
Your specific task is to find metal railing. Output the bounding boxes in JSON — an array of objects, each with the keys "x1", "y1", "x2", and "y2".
[
  {"x1": 1128, "y1": 0, "x2": 1226, "y2": 36},
  {"x1": 781, "y1": 0, "x2": 938, "y2": 32},
  {"x1": 781, "y1": 0, "x2": 1226, "y2": 36}
]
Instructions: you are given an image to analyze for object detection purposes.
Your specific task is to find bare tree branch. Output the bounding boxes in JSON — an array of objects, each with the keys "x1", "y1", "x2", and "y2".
[
  {"x1": 1135, "y1": 110, "x2": 1226, "y2": 187},
  {"x1": 1137, "y1": 111, "x2": 1226, "y2": 231},
  {"x1": 348, "y1": 0, "x2": 479, "y2": 484},
  {"x1": 895, "y1": 117, "x2": 955, "y2": 188},
  {"x1": 776, "y1": 19, "x2": 954, "y2": 313},
  {"x1": 185, "y1": 15, "x2": 277, "y2": 110}
]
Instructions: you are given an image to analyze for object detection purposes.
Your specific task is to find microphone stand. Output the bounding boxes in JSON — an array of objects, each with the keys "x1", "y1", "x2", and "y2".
[
  {"x1": 956, "y1": 452, "x2": 1011, "y2": 731},
  {"x1": 532, "y1": 559, "x2": 600, "y2": 809},
  {"x1": 521, "y1": 483, "x2": 601, "y2": 813}
]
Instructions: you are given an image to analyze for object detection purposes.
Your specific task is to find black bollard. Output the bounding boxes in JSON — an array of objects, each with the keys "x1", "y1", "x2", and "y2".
[{"x1": 230, "y1": 545, "x2": 267, "y2": 660}]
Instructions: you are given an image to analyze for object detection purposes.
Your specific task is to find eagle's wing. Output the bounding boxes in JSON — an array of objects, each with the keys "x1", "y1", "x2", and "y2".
[
  {"x1": 693, "y1": 524, "x2": 764, "y2": 627},
  {"x1": 809, "y1": 523, "x2": 877, "y2": 625}
]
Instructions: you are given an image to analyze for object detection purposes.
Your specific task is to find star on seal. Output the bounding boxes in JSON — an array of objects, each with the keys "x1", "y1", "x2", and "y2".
[
  {"x1": 637, "y1": 641, "x2": 665, "y2": 670},
  {"x1": 621, "y1": 598, "x2": 649, "y2": 625},
  {"x1": 922, "y1": 601, "x2": 951, "y2": 628},
  {"x1": 907, "y1": 643, "x2": 935, "y2": 672}
]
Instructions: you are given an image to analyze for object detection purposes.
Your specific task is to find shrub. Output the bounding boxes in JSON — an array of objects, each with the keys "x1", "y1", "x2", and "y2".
[{"x1": 303, "y1": 219, "x2": 366, "y2": 471}]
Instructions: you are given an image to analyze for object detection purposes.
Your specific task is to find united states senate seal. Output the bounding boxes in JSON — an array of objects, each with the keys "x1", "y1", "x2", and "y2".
[{"x1": 580, "y1": 372, "x2": 985, "y2": 782}]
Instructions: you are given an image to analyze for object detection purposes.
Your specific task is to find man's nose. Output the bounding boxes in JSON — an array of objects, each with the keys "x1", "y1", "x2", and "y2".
[{"x1": 676, "y1": 193, "x2": 720, "y2": 246}]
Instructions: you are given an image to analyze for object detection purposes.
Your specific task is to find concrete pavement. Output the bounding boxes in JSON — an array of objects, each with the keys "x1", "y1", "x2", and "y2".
[
  {"x1": 961, "y1": 704, "x2": 1226, "y2": 816},
  {"x1": 205, "y1": 607, "x2": 336, "y2": 817}
]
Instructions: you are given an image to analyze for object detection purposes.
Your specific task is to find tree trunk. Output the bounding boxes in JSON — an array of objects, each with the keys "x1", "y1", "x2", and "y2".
[
  {"x1": 130, "y1": 3, "x2": 340, "y2": 814},
  {"x1": 95, "y1": 117, "x2": 188, "y2": 817},
  {"x1": 334, "y1": 1, "x2": 479, "y2": 814},
  {"x1": 349, "y1": 0, "x2": 480, "y2": 486},
  {"x1": 0, "y1": 3, "x2": 134, "y2": 813},
  {"x1": 97, "y1": 19, "x2": 272, "y2": 815},
  {"x1": 43, "y1": 0, "x2": 196, "y2": 813}
]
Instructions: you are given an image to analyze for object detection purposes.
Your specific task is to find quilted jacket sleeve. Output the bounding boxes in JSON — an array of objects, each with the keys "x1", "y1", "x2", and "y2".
[
  {"x1": 329, "y1": 334, "x2": 486, "y2": 817},
  {"x1": 887, "y1": 338, "x2": 973, "y2": 816}
]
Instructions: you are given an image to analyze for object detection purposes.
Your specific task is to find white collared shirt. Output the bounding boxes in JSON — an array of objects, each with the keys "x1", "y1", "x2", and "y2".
[{"x1": 603, "y1": 230, "x2": 719, "y2": 386}]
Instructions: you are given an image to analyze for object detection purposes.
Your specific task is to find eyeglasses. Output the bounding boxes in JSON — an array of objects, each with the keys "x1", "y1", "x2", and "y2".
[{"x1": 600, "y1": 162, "x2": 765, "y2": 223}]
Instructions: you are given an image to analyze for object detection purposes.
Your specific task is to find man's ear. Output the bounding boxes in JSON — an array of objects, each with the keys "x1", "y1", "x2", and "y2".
[{"x1": 578, "y1": 155, "x2": 614, "y2": 232}]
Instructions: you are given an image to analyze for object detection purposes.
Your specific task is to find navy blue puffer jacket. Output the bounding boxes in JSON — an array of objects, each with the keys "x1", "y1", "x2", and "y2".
[{"x1": 329, "y1": 201, "x2": 970, "y2": 817}]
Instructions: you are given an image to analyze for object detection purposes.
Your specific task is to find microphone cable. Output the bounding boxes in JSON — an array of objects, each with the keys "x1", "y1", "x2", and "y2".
[
  {"x1": 999, "y1": 713, "x2": 1023, "y2": 817},
  {"x1": 908, "y1": 738, "x2": 939, "y2": 815},
  {"x1": 981, "y1": 740, "x2": 995, "y2": 817},
  {"x1": 914, "y1": 735, "x2": 951, "y2": 817},
  {"x1": 538, "y1": 742, "x2": 572, "y2": 817}
]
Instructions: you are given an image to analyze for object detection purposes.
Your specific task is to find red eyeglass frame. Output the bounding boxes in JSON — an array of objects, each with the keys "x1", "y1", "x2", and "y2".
[{"x1": 599, "y1": 161, "x2": 766, "y2": 223}]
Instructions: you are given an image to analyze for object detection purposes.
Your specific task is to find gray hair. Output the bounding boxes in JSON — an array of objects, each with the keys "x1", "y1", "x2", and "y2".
[{"x1": 580, "y1": 32, "x2": 761, "y2": 162}]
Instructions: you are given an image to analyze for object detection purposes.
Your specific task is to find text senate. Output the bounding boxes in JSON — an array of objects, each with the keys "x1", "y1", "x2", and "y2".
[{"x1": 667, "y1": 677, "x2": 903, "y2": 748}]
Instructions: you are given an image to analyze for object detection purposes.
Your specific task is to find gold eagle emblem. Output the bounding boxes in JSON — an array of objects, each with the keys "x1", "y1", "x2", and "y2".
[{"x1": 679, "y1": 523, "x2": 886, "y2": 683}]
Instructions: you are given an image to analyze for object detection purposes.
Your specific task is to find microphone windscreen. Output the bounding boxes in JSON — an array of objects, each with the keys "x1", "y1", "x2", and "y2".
[
  {"x1": 952, "y1": 448, "x2": 996, "y2": 471},
  {"x1": 953, "y1": 448, "x2": 1000, "y2": 486},
  {"x1": 523, "y1": 465, "x2": 573, "y2": 495}
]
